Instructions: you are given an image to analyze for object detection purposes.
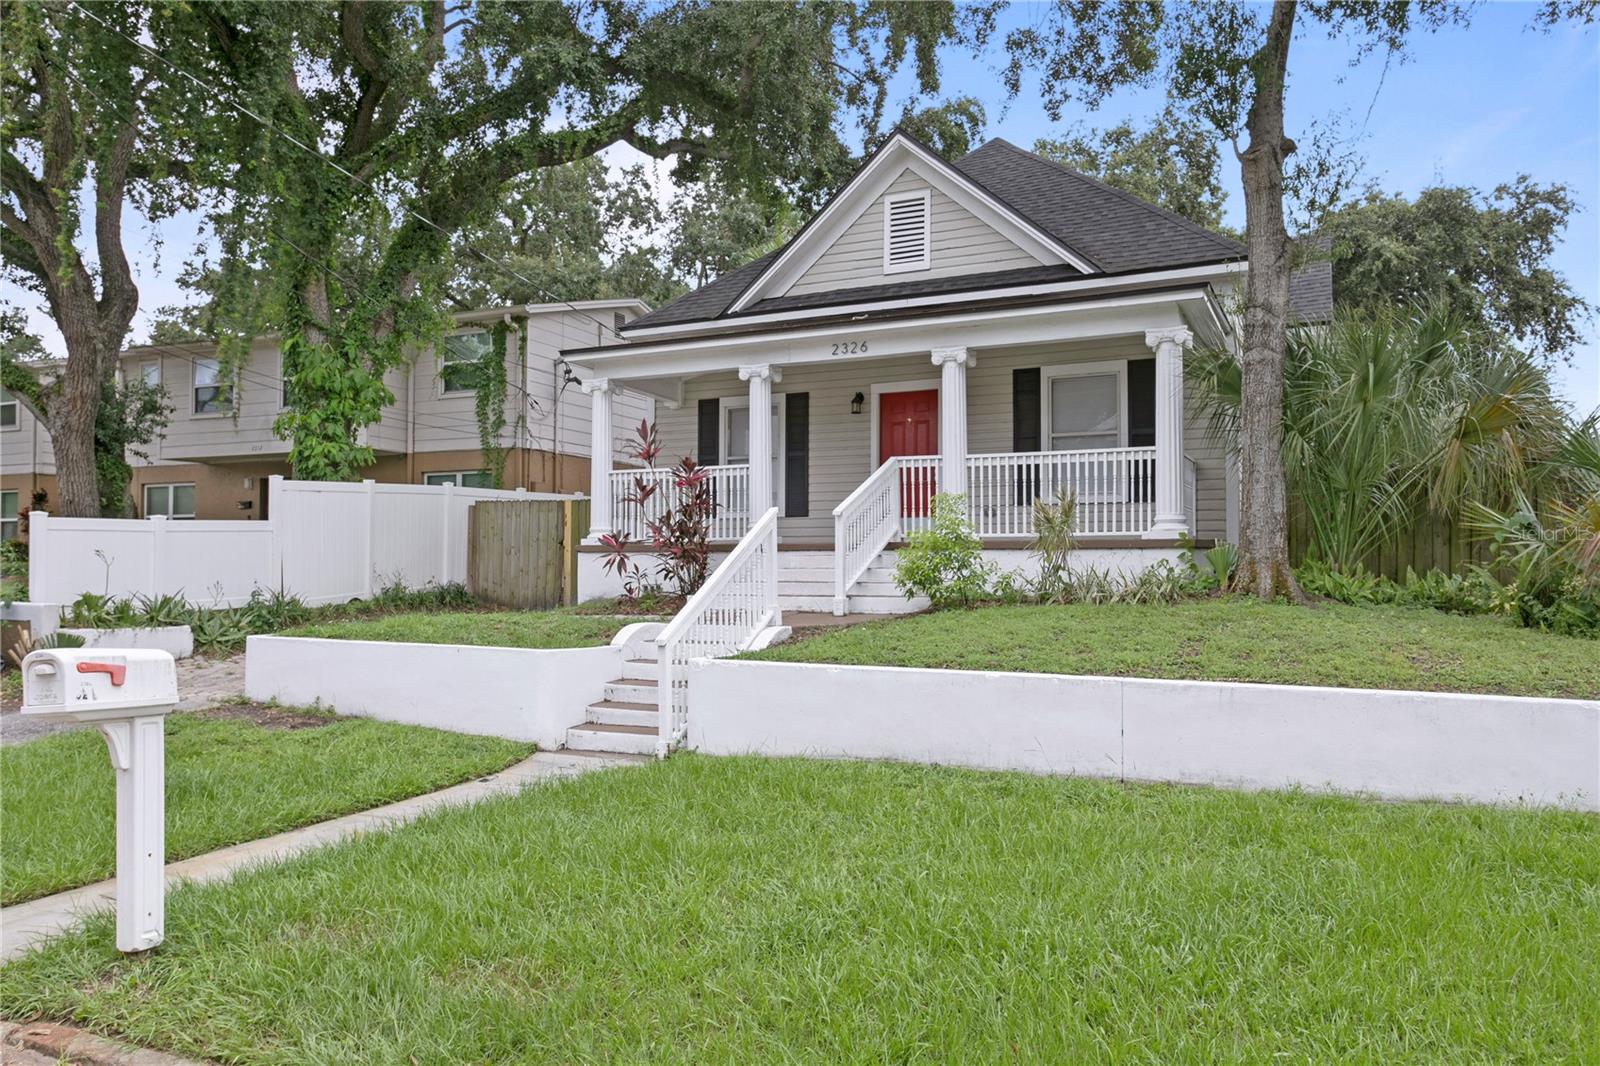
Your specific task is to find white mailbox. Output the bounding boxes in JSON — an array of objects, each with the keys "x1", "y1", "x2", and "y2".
[{"x1": 22, "y1": 648, "x2": 179, "y2": 954}]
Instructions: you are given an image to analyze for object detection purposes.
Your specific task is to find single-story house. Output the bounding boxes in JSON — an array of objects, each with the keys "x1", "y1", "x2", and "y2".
[{"x1": 565, "y1": 130, "x2": 1331, "y2": 614}]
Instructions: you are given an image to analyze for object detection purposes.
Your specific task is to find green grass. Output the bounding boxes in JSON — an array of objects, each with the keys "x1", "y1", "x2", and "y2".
[
  {"x1": 1, "y1": 756, "x2": 1595, "y2": 1063},
  {"x1": 0, "y1": 710, "x2": 530, "y2": 906},
  {"x1": 280, "y1": 607, "x2": 651, "y2": 649},
  {"x1": 754, "y1": 599, "x2": 1600, "y2": 699}
]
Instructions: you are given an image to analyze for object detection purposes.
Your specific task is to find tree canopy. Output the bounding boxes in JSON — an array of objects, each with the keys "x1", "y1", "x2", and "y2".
[{"x1": 1320, "y1": 179, "x2": 1592, "y2": 364}]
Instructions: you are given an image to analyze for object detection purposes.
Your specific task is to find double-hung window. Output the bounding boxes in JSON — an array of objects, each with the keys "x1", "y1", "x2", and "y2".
[
  {"x1": 1, "y1": 491, "x2": 17, "y2": 541},
  {"x1": 193, "y1": 357, "x2": 231, "y2": 414},
  {"x1": 439, "y1": 331, "x2": 492, "y2": 395},
  {"x1": 1042, "y1": 360, "x2": 1129, "y2": 502},
  {"x1": 423, "y1": 471, "x2": 493, "y2": 488},
  {"x1": 0, "y1": 388, "x2": 17, "y2": 430},
  {"x1": 144, "y1": 483, "x2": 196, "y2": 519}
]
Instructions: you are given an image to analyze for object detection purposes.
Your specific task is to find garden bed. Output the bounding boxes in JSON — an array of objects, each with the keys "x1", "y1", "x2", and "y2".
[
  {"x1": 0, "y1": 705, "x2": 530, "y2": 905},
  {"x1": 280, "y1": 607, "x2": 653, "y2": 649},
  {"x1": 1, "y1": 756, "x2": 1594, "y2": 1062},
  {"x1": 748, "y1": 599, "x2": 1600, "y2": 700}
]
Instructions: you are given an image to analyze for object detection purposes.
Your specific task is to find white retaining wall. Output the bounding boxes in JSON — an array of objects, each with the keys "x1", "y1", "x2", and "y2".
[
  {"x1": 245, "y1": 635, "x2": 618, "y2": 747},
  {"x1": 688, "y1": 660, "x2": 1600, "y2": 811},
  {"x1": 29, "y1": 477, "x2": 579, "y2": 608},
  {"x1": 60, "y1": 625, "x2": 194, "y2": 659}
]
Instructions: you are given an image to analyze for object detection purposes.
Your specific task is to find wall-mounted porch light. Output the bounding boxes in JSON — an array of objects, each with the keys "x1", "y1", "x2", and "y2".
[{"x1": 850, "y1": 391, "x2": 865, "y2": 415}]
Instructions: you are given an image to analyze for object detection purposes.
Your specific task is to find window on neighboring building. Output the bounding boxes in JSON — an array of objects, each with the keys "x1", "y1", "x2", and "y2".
[
  {"x1": 1, "y1": 491, "x2": 18, "y2": 541},
  {"x1": 883, "y1": 188, "x2": 931, "y2": 274},
  {"x1": 1043, "y1": 361, "x2": 1126, "y2": 453},
  {"x1": 439, "y1": 331, "x2": 492, "y2": 394},
  {"x1": 423, "y1": 471, "x2": 493, "y2": 488},
  {"x1": 141, "y1": 361, "x2": 161, "y2": 387},
  {"x1": 192, "y1": 357, "x2": 231, "y2": 414},
  {"x1": 144, "y1": 483, "x2": 197, "y2": 519},
  {"x1": 0, "y1": 389, "x2": 17, "y2": 430}
]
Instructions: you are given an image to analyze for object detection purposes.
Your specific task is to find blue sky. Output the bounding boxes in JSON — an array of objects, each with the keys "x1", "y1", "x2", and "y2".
[
  {"x1": 8, "y1": 2, "x2": 1597, "y2": 412},
  {"x1": 923, "y1": 2, "x2": 1599, "y2": 412}
]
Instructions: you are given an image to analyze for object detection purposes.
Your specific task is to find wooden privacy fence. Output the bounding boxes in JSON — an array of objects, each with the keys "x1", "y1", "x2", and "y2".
[
  {"x1": 467, "y1": 498, "x2": 590, "y2": 609},
  {"x1": 1287, "y1": 504, "x2": 1495, "y2": 581}
]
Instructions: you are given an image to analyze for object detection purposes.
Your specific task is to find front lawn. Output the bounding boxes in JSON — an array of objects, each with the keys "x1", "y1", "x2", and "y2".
[
  {"x1": 1, "y1": 705, "x2": 530, "y2": 906},
  {"x1": 1, "y1": 756, "x2": 1595, "y2": 1063},
  {"x1": 754, "y1": 599, "x2": 1600, "y2": 699},
  {"x1": 279, "y1": 607, "x2": 652, "y2": 649}
]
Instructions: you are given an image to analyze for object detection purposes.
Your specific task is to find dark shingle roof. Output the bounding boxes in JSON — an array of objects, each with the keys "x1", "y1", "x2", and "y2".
[
  {"x1": 951, "y1": 140, "x2": 1244, "y2": 273},
  {"x1": 626, "y1": 135, "x2": 1333, "y2": 331}
]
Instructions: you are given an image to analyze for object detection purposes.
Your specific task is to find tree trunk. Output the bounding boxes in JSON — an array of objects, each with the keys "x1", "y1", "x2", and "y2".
[{"x1": 1230, "y1": 0, "x2": 1307, "y2": 603}]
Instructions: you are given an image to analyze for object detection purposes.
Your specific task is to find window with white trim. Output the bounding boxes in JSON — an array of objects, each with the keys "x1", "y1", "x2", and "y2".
[
  {"x1": 423, "y1": 470, "x2": 493, "y2": 488},
  {"x1": 1, "y1": 491, "x2": 18, "y2": 541},
  {"x1": 1043, "y1": 361, "x2": 1127, "y2": 452},
  {"x1": 140, "y1": 361, "x2": 161, "y2": 387},
  {"x1": 439, "y1": 331, "x2": 492, "y2": 395},
  {"x1": 192, "y1": 357, "x2": 231, "y2": 414},
  {"x1": 144, "y1": 482, "x2": 196, "y2": 519},
  {"x1": 0, "y1": 388, "x2": 17, "y2": 430},
  {"x1": 883, "y1": 189, "x2": 931, "y2": 274}
]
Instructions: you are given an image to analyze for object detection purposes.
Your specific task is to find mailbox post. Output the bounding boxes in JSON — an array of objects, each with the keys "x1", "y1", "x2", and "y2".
[{"x1": 21, "y1": 648, "x2": 179, "y2": 953}]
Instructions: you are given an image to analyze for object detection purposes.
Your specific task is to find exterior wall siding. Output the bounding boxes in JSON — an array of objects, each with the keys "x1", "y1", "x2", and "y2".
[
  {"x1": 783, "y1": 168, "x2": 1044, "y2": 298},
  {"x1": 652, "y1": 335, "x2": 1227, "y2": 542},
  {"x1": 1, "y1": 399, "x2": 55, "y2": 477}
]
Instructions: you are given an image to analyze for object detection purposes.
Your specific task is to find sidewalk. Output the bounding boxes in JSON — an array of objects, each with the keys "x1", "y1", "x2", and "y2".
[{"x1": 1, "y1": 749, "x2": 643, "y2": 962}]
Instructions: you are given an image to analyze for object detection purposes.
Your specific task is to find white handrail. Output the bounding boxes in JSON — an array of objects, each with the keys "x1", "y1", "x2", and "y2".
[
  {"x1": 965, "y1": 447, "x2": 1158, "y2": 537},
  {"x1": 654, "y1": 506, "x2": 781, "y2": 756},
  {"x1": 831, "y1": 456, "x2": 902, "y2": 616}
]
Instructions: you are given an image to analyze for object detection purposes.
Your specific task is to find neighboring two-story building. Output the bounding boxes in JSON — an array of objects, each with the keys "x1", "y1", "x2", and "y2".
[{"x1": 1, "y1": 300, "x2": 651, "y2": 526}]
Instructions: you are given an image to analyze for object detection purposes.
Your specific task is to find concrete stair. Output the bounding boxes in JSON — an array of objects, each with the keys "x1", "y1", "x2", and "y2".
[
  {"x1": 564, "y1": 651, "x2": 661, "y2": 756},
  {"x1": 776, "y1": 550, "x2": 927, "y2": 615}
]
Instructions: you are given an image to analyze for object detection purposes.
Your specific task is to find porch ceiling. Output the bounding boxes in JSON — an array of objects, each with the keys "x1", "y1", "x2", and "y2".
[{"x1": 567, "y1": 285, "x2": 1227, "y2": 385}]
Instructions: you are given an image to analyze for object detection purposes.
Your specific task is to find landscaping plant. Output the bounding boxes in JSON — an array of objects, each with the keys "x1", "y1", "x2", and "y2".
[
  {"x1": 893, "y1": 493, "x2": 994, "y2": 609},
  {"x1": 599, "y1": 420, "x2": 720, "y2": 603}
]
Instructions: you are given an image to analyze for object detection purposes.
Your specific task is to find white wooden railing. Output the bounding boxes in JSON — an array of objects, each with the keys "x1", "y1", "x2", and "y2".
[
  {"x1": 654, "y1": 506, "x2": 781, "y2": 756},
  {"x1": 965, "y1": 447, "x2": 1158, "y2": 537},
  {"x1": 895, "y1": 455, "x2": 943, "y2": 535},
  {"x1": 831, "y1": 457, "x2": 904, "y2": 615},
  {"x1": 609, "y1": 464, "x2": 751, "y2": 543}
]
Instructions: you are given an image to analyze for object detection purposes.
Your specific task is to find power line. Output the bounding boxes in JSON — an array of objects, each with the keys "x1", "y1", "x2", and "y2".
[{"x1": 65, "y1": 0, "x2": 632, "y2": 345}]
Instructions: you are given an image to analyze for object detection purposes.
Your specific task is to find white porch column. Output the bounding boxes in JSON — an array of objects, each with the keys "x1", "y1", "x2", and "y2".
[
  {"x1": 1144, "y1": 327, "x2": 1193, "y2": 539},
  {"x1": 739, "y1": 364, "x2": 781, "y2": 515},
  {"x1": 582, "y1": 377, "x2": 614, "y2": 540},
  {"x1": 931, "y1": 347, "x2": 974, "y2": 495}
]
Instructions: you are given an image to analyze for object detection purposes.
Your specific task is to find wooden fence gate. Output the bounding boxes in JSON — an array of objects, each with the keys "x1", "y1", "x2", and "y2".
[{"x1": 467, "y1": 498, "x2": 590, "y2": 609}]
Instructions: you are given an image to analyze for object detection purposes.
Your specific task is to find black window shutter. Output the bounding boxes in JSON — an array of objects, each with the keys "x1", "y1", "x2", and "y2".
[
  {"x1": 1012, "y1": 368, "x2": 1041, "y2": 451},
  {"x1": 696, "y1": 398, "x2": 719, "y2": 466},
  {"x1": 784, "y1": 393, "x2": 809, "y2": 517},
  {"x1": 1128, "y1": 358, "x2": 1156, "y2": 447},
  {"x1": 1012, "y1": 368, "x2": 1041, "y2": 503}
]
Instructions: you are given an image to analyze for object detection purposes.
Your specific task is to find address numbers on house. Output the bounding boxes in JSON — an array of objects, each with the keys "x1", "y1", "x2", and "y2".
[{"x1": 830, "y1": 340, "x2": 869, "y2": 356}]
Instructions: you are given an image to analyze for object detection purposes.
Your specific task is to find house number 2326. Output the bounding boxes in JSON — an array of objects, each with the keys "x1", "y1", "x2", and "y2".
[{"x1": 831, "y1": 339, "x2": 869, "y2": 356}]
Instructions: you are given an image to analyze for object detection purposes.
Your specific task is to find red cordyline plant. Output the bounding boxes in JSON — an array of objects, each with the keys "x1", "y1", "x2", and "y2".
[{"x1": 599, "y1": 420, "x2": 720, "y2": 602}]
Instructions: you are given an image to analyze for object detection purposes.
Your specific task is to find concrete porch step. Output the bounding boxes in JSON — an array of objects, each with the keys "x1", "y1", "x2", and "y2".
[
  {"x1": 565, "y1": 722, "x2": 657, "y2": 756},
  {"x1": 621, "y1": 658, "x2": 659, "y2": 681},
  {"x1": 604, "y1": 678, "x2": 656, "y2": 703},
  {"x1": 586, "y1": 700, "x2": 659, "y2": 728}
]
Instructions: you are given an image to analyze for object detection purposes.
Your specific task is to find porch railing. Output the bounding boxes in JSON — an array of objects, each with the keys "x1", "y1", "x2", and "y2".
[
  {"x1": 966, "y1": 447, "x2": 1157, "y2": 537},
  {"x1": 654, "y1": 506, "x2": 780, "y2": 755},
  {"x1": 831, "y1": 457, "x2": 905, "y2": 615},
  {"x1": 609, "y1": 463, "x2": 751, "y2": 543}
]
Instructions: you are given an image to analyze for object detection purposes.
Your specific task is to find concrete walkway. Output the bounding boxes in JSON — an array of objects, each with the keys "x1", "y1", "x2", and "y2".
[{"x1": 0, "y1": 749, "x2": 643, "y2": 963}]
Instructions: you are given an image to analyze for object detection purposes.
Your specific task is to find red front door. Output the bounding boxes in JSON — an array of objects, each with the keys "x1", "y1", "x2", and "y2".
[{"x1": 879, "y1": 389, "x2": 938, "y2": 517}]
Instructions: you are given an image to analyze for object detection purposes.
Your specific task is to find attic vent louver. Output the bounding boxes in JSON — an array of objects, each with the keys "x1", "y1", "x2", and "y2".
[{"x1": 883, "y1": 189, "x2": 931, "y2": 274}]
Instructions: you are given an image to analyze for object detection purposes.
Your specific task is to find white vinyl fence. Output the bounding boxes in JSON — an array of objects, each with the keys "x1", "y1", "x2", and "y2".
[{"x1": 27, "y1": 476, "x2": 579, "y2": 608}]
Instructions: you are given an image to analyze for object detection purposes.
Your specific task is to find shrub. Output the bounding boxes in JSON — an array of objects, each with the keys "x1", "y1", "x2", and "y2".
[
  {"x1": 599, "y1": 420, "x2": 720, "y2": 603},
  {"x1": 1029, "y1": 491, "x2": 1077, "y2": 602},
  {"x1": 894, "y1": 493, "x2": 994, "y2": 609}
]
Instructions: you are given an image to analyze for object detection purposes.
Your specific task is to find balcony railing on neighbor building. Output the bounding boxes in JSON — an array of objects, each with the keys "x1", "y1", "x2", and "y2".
[{"x1": 607, "y1": 464, "x2": 751, "y2": 543}]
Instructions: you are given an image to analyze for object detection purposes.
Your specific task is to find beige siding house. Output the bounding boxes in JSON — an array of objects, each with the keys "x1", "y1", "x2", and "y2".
[
  {"x1": 5, "y1": 301, "x2": 651, "y2": 523},
  {"x1": 566, "y1": 132, "x2": 1329, "y2": 614}
]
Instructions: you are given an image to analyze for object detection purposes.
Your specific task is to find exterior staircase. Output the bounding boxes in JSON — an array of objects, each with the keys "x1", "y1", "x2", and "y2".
[
  {"x1": 775, "y1": 549, "x2": 928, "y2": 615},
  {"x1": 564, "y1": 640, "x2": 660, "y2": 756}
]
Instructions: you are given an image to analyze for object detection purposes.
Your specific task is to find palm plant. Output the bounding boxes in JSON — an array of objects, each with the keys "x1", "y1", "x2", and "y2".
[{"x1": 1190, "y1": 302, "x2": 1569, "y2": 572}]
